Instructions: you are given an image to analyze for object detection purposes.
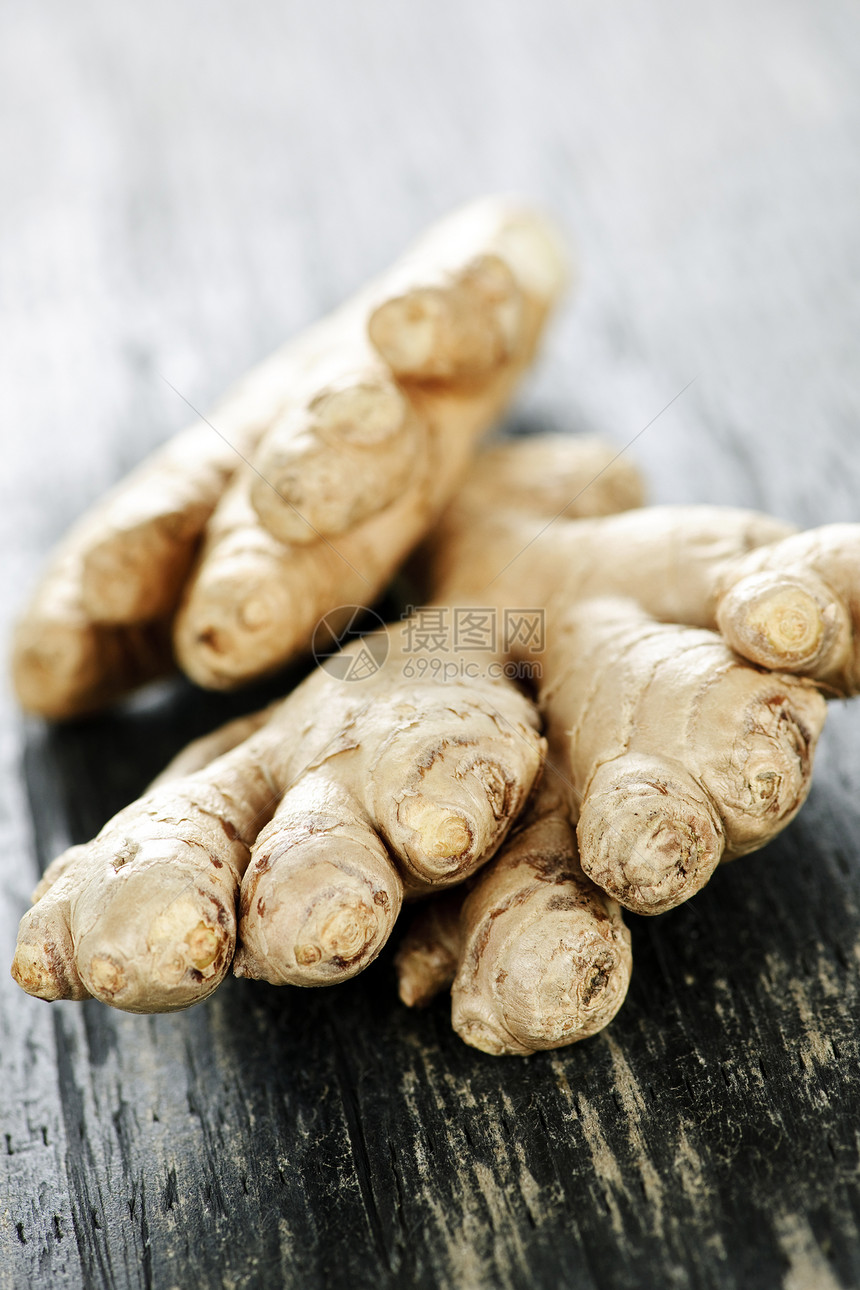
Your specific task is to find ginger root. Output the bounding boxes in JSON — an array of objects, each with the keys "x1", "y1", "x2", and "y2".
[
  {"x1": 424, "y1": 468, "x2": 860, "y2": 921},
  {"x1": 388, "y1": 442, "x2": 855, "y2": 1053},
  {"x1": 12, "y1": 629, "x2": 543, "y2": 1011},
  {"x1": 396, "y1": 778, "x2": 632, "y2": 1056},
  {"x1": 13, "y1": 429, "x2": 859, "y2": 1056},
  {"x1": 13, "y1": 196, "x2": 567, "y2": 717},
  {"x1": 11, "y1": 436, "x2": 638, "y2": 1017}
]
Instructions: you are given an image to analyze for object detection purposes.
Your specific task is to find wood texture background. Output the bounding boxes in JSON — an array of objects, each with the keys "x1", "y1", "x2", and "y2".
[{"x1": 2, "y1": 2, "x2": 859, "y2": 1287}]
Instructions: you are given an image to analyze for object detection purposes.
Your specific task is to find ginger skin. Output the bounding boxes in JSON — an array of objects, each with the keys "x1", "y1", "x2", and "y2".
[
  {"x1": 11, "y1": 436, "x2": 638, "y2": 1017},
  {"x1": 13, "y1": 197, "x2": 567, "y2": 718},
  {"x1": 396, "y1": 440, "x2": 857, "y2": 1053},
  {"x1": 423, "y1": 463, "x2": 858, "y2": 921},
  {"x1": 12, "y1": 435, "x2": 859, "y2": 1057},
  {"x1": 11, "y1": 633, "x2": 544, "y2": 1011},
  {"x1": 396, "y1": 777, "x2": 632, "y2": 1057},
  {"x1": 14, "y1": 179, "x2": 854, "y2": 1054}
]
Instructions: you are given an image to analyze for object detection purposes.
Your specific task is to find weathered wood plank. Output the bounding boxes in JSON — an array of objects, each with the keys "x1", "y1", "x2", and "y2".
[{"x1": 2, "y1": 1, "x2": 860, "y2": 1287}]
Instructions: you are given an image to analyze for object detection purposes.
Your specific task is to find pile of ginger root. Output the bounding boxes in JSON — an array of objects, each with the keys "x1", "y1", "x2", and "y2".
[{"x1": 10, "y1": 198, "x2": 860, "y2": 1056}]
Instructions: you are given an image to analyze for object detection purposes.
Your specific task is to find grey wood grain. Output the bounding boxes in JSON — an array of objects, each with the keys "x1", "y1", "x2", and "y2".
[{"x1": 2, "y1": 1, "x2": 860, "y2": 1287}]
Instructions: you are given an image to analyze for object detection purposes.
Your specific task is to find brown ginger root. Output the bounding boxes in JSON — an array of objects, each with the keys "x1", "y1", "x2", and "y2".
[
  {"x1": 431, "y1": 496, "x2": 860, "y2": 701},
  {"x1": 365, "y1": 200, "x2": 564, "y2": 381},
  {"x1": 13, "y1": 197, "x2": 567, "y2": 717},
  {"x1": 174, "y1": 224, "x2": 566, "y2": 689},
  {"x1": 423, "y1": 449, "x2": 860, "y2": 917},
  {"x1": 537, "y1": 597, "x2": 826, "y2": 913},
  {"x1": 12, "y1": 625, "x2": 543, "y2": 1011},
  {"x1": 394, "y1": 891, "x2": 464, "y2": 1009},
  {"x1": 16, "y1": 433, "x2": 858, "y2": 1052},
  {"x1": 396, "y1": 778, "x2": 632, "y2": 1056},
  {"x1": 392, "y1": 441, "x2": 857, "y2": 1050},
  {"x1": 12, "y1": 436, "x2": 644, "y2": 1015}
]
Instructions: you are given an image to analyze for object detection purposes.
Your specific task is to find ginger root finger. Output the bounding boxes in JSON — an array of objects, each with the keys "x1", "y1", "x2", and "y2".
[
  {"x1": 394, "y1": 892, "x2": 463, "y2": 1008},
  {"x1": 576, "y1": 757, "x2": 725, "y2": 915},
  {"x1": 246, "y1": 335, "x2": 420, "y2": 549},
  {"x1": 453, "y1": 799, "x2": 631, "y2": 1056},
  {"x1": 177, "y1": 205, "x2": 566, "y2": 691},
  {"x1": 367, "y1": 197, "x2": 567, "y2": 382},
  {"x1": 369, "y1": 253, "x2": 520, "y2": 382},
  {"x1": 397, "y1": 783, "x2": 632, "y2": 1057},
  {"x1": 250, "y1": 370, "x2": 422, "y2": 546},
  {"x1": 364, "y1": 682, "x2": 543, "y2": 893},
  {"x1": 539, "y1": 598, "x2": 826, "y2": 914},
  {"x1": 11, "y1": 731, "x2": 283, "y2": 1010},
  {"x1": 14, "y1": 198, "x2": 566, "y2": 717},
  {"x1": 11, "y1": 883, "x2": 89, "y2": 1003},
  {"x1": 175, "y1": 364, "x2": 563, "y2": 691},
  {"x1": 235, "y1": 771, "x2": 403, "y2": 986},
  {"x1": 712, "y1": 525, "x2": 860, "y2": 694},
  {"x1": 11, "y1": 566, "x2": 173, "y2": 720}
]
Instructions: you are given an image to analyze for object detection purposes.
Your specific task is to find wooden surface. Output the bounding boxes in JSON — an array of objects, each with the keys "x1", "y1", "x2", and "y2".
[{"x1": 2, "y1": 3, "x2": 860, "y2": 1287}]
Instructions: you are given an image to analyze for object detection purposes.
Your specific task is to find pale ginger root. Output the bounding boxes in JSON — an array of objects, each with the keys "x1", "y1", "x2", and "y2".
[
  {"x1": 13, "y1": 196, "x2": 567, "y2": 718},
  {"x1": 14, "y1": 433, "x2": 859, "y2": 1059},
  {"x1": 249, "y1": 198, "x2": 569, "y2": 542},
  {"x1": 366, "y1": 201, "x2": 564, "y2": 381},
  {"x1": 392, "y1": 444, "x2": 858, "y2": 1052},
  {"x1": 394, "y1": 892, "x2": 464, "y2": 1010},
  {"x1": 710, "y1": 528, "x2": 860, "y2": 693},
  {"x1": 396, "y1": 778, "x2": 631, "y2": 1056},
  {"x1": 12, "y1": 627, "x2": 543, "y2": 1011},
  {"x1": 432, "y1": 432, "x2": 646, "y2": 529},
  {"x1": 424, "y1": 453, "x2": 860, "y2": 918},
  {"x1": 432, "y1": 495, "x2": 860, "y2": 702},
  {"x1": 538, "y1": 597, "x2": 826, "y2": 913},
  {"x1": 12, "y1": 435, "x2": 643, "y2": 1016}
]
